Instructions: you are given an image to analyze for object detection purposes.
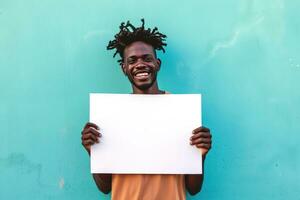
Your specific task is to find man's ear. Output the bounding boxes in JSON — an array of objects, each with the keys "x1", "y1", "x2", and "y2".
[
  {"x1": 121, "y1": 63, "x2": 127, "y2": 76},
  {"x1": 156, "y1": 58, "x2": 161, "y2": 71}
]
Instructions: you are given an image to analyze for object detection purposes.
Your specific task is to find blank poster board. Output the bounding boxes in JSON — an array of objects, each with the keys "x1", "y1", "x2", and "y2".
[{"x1": 90, "y1": 93, "x2": 202, "y2": 174}]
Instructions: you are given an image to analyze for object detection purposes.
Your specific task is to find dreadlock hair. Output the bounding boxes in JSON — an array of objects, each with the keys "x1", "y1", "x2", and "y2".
[{"x1": 107, "y1": 19, "x2": 167, "y2": 64}]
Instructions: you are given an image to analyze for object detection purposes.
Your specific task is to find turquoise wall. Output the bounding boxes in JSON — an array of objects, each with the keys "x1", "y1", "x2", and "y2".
[{"x1": 1, "y1": 0, "x2": 299, "y2": 199}]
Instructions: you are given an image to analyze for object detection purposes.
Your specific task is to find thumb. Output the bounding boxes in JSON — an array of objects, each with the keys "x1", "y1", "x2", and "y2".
[{"x1": 200, "y1": 148, "x2": 208, "y2": 156}]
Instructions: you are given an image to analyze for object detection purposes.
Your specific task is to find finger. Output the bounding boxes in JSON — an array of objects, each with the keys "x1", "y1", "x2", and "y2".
[
  {"x1": 82, "y1": 139, "x2": 96, "y2": 146},
  {"x1": 84, "y1": 122, "x2": 100, "y2": 130},
  {"x1": 192, "y1": 126, "x2": 210, "y2": 134},
  {"x1": 196, "y1": 143, "x2": 211, "y2": 149},
  {"x1": 82, "y1": 133, "x2": 99, "y2": 143},
  {"x1": 82, "y1": 127, "x2": 101, "y2": 137},
  {"x1": 190, "y1": 132, "x2": 211, "y2": 140},
  {"x1": 190, "y1": 138, "x2": 212, "y2": 145}
]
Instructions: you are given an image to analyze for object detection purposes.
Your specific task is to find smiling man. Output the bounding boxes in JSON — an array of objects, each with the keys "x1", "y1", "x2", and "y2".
[
  {"x1": 121, "y1": 40, "x2": 162, "y2": 94},
  {"x1": 81, "y1": 19, "x2": 212, "y2": 200}
]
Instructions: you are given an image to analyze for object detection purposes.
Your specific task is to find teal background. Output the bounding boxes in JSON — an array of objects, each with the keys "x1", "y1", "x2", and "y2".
[{"x1": 1, "y1": 0, "x2": 299, "y2": 199}]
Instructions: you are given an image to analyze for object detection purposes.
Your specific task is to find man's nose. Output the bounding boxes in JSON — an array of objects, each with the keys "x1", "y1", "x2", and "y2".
[{"x1": 135, "y1": 62, "x2": 147, "y2": 69}]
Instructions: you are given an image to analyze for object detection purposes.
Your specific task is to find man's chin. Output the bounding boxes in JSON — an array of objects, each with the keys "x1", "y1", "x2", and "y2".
[{"x1": 129, "y1": 76, "x2": 157, "y2": 91}]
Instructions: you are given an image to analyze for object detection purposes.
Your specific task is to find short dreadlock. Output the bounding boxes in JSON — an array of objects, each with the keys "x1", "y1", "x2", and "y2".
[{"x1": 107, "y1": 19, "x2": 167, "y2": 64}]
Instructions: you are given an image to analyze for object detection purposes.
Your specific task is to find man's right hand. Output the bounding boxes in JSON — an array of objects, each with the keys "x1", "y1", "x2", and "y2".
[{"x1": 81, "y1": 122, "x2": 101, "y2": 155}]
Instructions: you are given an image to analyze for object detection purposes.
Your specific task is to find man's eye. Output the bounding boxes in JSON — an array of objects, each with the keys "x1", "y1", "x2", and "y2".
[
  {"x1": 144, "y1": 57, "x2": 153, "y2": 62},
  {"x1": 128, "y1": 59, "x2": 136, "y2": 64}
]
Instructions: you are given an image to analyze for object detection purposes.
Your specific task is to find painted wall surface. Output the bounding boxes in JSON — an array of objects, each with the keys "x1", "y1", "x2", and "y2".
[{"x1": 1, "y1": 0, "x2": 299, "y2": 199}]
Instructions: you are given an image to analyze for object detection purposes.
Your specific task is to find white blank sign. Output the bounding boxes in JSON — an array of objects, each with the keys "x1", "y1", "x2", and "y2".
[{"x1": 90, "y1": 93, "x2": 202, "y2": 174}]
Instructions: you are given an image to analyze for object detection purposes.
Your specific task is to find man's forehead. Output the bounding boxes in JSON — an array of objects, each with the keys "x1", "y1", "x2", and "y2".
[{"x1": 124, "y1": 41, "x2": 155, "y2": 57}]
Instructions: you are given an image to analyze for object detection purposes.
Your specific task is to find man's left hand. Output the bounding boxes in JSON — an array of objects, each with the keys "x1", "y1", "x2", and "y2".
[{"x1": 190, "y1": 126, "x2": 212, "y2": 156}]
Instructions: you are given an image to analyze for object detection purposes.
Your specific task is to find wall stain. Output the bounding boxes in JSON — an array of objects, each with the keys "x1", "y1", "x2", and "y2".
[
  {"x1": 58, "y1": 177, "x2": 65, "y2": 189},
  {"x1": 0, "y1": 153, "x2": 43, "y2": 186}
]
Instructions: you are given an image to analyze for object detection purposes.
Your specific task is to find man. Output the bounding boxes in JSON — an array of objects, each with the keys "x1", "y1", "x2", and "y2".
[{"x1": 81, "y1": 19, "x2": 212, "y2": 200}]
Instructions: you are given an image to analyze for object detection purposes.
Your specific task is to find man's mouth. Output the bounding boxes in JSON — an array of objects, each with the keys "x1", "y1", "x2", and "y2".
[{"x1": 134, "y1": 71, "x2": 151, "y2": 80}]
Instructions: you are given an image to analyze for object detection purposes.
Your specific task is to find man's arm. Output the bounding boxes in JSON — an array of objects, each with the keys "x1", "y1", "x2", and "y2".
[
  {"x1": 185, "y1": 156, "x2": 206, "y2": 195},
  {"x1": 81, "y1": 122, "x2": 112, "y2": 194},
  {"x1": 92, "y1": 174, "x2": 112, "y2": 194},
  {"x1": 186, "y1": 127, "x2": 212, "y2": 195}
]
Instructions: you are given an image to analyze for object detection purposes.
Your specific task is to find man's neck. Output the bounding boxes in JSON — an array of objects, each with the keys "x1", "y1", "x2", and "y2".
[{"x1": 132, "y1": 82, "x2": 164, "y2": 94}]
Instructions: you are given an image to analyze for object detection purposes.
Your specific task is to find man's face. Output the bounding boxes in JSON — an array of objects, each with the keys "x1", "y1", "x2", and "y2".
[{"x1": 122, "y1": 41, "x2": 161, "y2": 90}]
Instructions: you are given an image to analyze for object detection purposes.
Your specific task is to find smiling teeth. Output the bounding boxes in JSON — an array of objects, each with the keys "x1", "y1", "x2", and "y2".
[{"x1": 136, "y1": 72, "x2": 149, "y2": 77}]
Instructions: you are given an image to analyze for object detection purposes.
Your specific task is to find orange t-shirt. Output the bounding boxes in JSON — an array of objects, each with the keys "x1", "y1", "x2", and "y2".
[
  {"x1": 111, "y1": 174, "x2": 186, "y2": 200},
  {"x1": 111, "y1": 91, "x2": 186, "y2": 200}
]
